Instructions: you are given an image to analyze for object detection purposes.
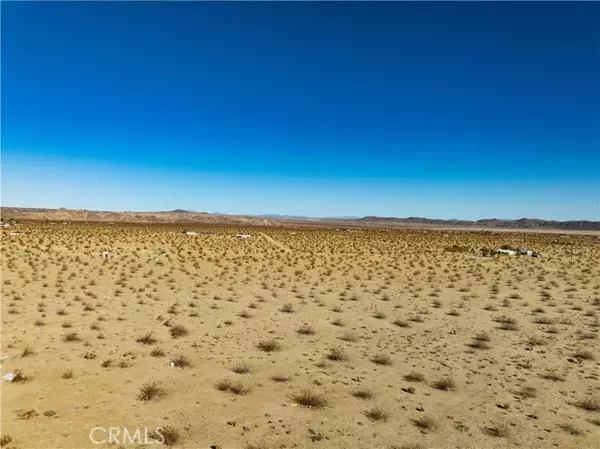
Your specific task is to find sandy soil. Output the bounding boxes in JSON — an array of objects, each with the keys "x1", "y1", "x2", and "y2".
[
  {"x1": 1, "y1": 223, "x2": 599, "y2": 449},
  {"x1": 258, "y1": 232, "x2": 291, "y2": 253}
]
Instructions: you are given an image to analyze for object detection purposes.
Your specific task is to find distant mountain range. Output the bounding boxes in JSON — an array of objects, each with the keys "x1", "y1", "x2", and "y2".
[
  {"x1": 1, "y1": 207, "x2": 598, "y2": 231},
  {"x1": 0, "y1": 207, "x2": 273, "y2": 227},
  {"x1": 355, "y1": 216, "x2": 600, "y2": 231},
  {"x1": 169, "y1": 209, "x2": 195, "y2": 213},
  {"x1": 253, "y1": 214, "x2": 361, "y2": 220}
]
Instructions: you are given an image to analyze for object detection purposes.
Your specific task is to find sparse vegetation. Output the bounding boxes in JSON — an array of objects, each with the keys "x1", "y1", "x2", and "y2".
[
  {"x1": 364, "y1": 407, "x2": 389, "y2": 422},
  {"x1": 326, "y1": 347, "x2": 347, "y2": 361},
  {"x1": 352, "y1": 388, "x2": 374, "y2": 399},
  {"x1": 432, "y1": 378, "x2": 456, "y2": 391},
  {"x1": 150, "y1": 347, "x2": 166, "y2": 357},
  {"x1": 138, "y1": 380, "x2": 166, "y2": 401},
  {"x1": 137, "y1": 332, "x2": 157, "y2": 345},
  {"x1": 516, "y1": 386, "x2": 537, "y2": 399},
  {"x1": 483, "y1": 422, "x2": 511, "y2": 438},
  {"x1": 101, "y1": 359, "x2": 112, "y2": 368},
  {"x1": 469, "y1": 333, "x2": 491, "y2": 349},
  {"x1": 256, "y1": 339, "x2": 281, "y2": 352},
  {"x1": 292, "y1": 389, "x2": 328, "y2": 408},
  {"x1": 156, "y1": 426, "x2": 180, "y2": 446},
  {"x1": 169, "y1": 324, "x2": 189, "y2": 338},
  {"x1": 280, "y1": 302, "x2": 294, "y2": 313},
  {"x1": 412, "y1": 416, "x2": 437, "y2": 431},
  {"x1": 393, "y1": 319, "x2": 410, "y2": 328},
  {"x1": 574, "y1": 396, "x2": 600, "y2": 412},
  {"x1": 216, "y1": 379, "x2": 233, "y2": 391},
  {"x1": 558, "y1": 423, "x2": 584, "y2": 436},
  {"x1": 270, "y1": 374, "x2": 290, "y2": 383},
  {"x1": 331, "y1": 318, "x2": 344, "y2": 327},
  {"x1": 216, "y1": 378, "x2": 250, "y2": 395},
  {"x1": 62, "y1": 332, "x2": 80, "y2": 342},
  {"x1": 21, "y1": 346, "x2": 34, "y2": 357},
  {"x1": 573, "y1": 349, "x2": 595, "y2": 361},
  {"x1": 496, "y1": 316, "x2": 519, "y2": 331},
  {"x1": 2, "y1": 221, "x2": 598, "y2": 448},
  {"x1": 541, "y1": 372, "x2": 565, "y2": 382},
  {"x1": 297, "y1": 325, "x2": 315, "y2": 335},
  {"x1": 339, "y1": 331, "x2": 358, "y2": 342},
  {"x1": 370, "y1": 354, "x2": 392, "y2": 366},
  {"x1": 404, "y1": 372, "x2": 425, "y2": 382},
  {"x1": 172, "y1": 354, "x2": 191, "y2": 368}
]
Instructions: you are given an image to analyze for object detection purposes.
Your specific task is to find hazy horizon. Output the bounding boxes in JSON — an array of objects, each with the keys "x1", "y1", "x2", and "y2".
[
  {"x1": 2, "y1": 2, "x2": 599, "y2": 221},
  {"x1": 2, "y1": 198, "x2": 599, "y2": 224}
]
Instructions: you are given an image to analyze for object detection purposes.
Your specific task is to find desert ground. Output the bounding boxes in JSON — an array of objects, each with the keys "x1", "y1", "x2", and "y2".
[{"x1": 1, "y1": 222, "x2": 599, "y2": 449}]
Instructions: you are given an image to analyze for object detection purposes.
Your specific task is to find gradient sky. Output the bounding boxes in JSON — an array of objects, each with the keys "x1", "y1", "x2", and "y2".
[{"x1": 2, "y1": 1, "x2": 599, "y2": 220}]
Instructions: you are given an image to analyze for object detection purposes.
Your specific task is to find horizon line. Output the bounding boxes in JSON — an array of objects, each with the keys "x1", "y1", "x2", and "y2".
[{"x1": 1, "y1": 205, "x2": 599, "y2": 224}]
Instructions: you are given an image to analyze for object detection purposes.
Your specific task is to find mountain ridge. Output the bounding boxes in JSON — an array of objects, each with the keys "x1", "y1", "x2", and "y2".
[
  {"x1": 355, "y1": 216, "x2": 600, "y2": 231},
  {"x1": 1, "y1": 207, "x2": 599, "y2": 231}
]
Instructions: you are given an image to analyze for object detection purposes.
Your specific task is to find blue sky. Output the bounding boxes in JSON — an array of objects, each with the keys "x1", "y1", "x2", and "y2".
[{"x1": 2, "y1": 2, "x2": 599, "y2": 220}]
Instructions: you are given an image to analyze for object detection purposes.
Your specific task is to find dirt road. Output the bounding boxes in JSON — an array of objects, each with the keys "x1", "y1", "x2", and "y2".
[{"x1": 259, "y1": 232, "x2": 291, "y2": 252}]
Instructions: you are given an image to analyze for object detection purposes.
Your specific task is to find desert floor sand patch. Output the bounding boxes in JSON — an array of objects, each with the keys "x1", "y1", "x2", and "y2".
[
  {"x1": 259, "y1": 232, "x2": 292, "y2": 253},
  {"x1": 1, "y1": 223, "x2": 599, "y2": 449}
]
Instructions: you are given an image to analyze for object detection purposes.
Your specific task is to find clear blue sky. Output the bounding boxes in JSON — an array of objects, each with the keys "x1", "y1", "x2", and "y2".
[{"x1": 2, "y1": 1, "x2": 599, "y2": 220}]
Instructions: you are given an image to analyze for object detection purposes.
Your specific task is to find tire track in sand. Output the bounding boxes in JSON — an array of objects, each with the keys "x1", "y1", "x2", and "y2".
[{"x1": 259, "y1": 232, "x2": 292, "y2": 253}]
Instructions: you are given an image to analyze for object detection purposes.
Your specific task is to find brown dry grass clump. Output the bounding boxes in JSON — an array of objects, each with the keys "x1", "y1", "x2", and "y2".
[{"x1": 292, "y1": 390, "x2": 328, "y2": 408}]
